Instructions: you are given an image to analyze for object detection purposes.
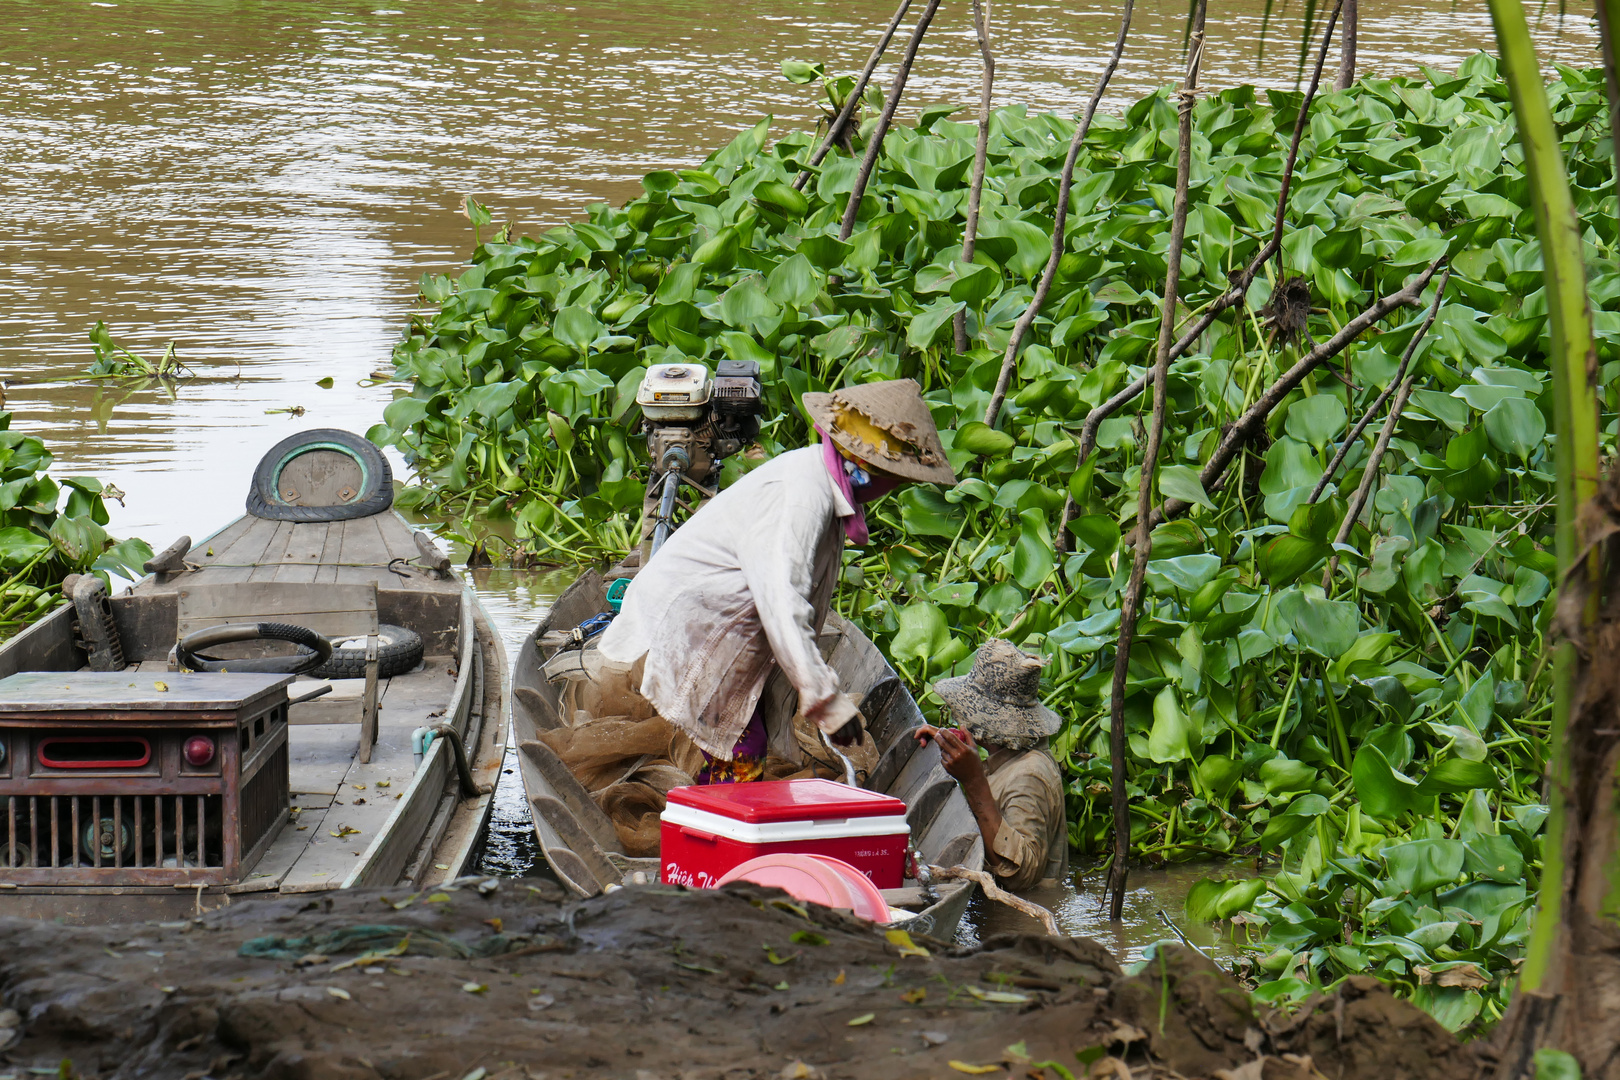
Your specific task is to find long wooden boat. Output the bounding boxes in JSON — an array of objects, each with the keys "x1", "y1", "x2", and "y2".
[
  {"x1": 0, "y1": 429, "x2": 506, "y2": 922},
  {"x1": 512, "y1": 569, "x2": 983, "y2": 938}
]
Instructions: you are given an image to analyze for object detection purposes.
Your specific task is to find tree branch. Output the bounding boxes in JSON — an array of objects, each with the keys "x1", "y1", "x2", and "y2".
[
  {"x1": 981, "y1": 0, "x2": 1137, "y2": 429},
  {"x1": 1308, "y1": 267, "x2": 1451, "y2": 505},
  {"x1": 1142, "y1": 255, "x2": 1446, "y2": 534},
  {"x1": 954, "y1": 0, "x2": 996, "y2": 354},
  {"x1": 1055, "y1": 0, "x2": 1344, "y2": 551},
  {"x1": 793, "y1": 0, "x2": 915, "y2": 191},
  {"x1": 838, "y1": 0, "x2": 945, "y2": 242},
  {"x1": 1106, "y1": 0, "x2": 1205, "y2": 924}
]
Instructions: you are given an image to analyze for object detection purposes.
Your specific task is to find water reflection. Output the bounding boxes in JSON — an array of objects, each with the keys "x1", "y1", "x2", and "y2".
[{"x1": 0, "y1": 0, "x2": 1599, "y2": 545}]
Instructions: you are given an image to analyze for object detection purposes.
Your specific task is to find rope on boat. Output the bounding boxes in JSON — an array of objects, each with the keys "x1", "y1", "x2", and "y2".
[{"x1": 926, "y1": 863, "x2": 1061, "y2": 936}]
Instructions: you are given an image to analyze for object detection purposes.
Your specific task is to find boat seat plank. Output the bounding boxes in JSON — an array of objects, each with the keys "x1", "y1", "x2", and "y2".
[{"x1": 176, "y1": 581, "x2": 379, "y2": 639}]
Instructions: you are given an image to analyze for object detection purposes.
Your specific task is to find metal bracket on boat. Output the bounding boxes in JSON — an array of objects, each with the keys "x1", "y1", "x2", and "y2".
[{"x1": 412, "y1": 723, "x2": 490, "y2": 797}]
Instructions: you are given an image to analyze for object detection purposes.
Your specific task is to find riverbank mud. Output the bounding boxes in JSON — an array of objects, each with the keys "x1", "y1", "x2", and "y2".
[{"x1": 0, "y1": 880, "x2": 1472, "y2": 1080}]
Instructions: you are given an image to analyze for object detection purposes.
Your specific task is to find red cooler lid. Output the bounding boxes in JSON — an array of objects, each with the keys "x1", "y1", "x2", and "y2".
[{"x1": 665, "y1": 778, "x2": 906, "y2": 823}]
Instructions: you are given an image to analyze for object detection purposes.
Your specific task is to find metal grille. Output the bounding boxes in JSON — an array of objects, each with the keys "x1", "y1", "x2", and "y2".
[
  {"x1": 240, "y1": 742, "x2": 288, "y2": 855},
  {"x1": 1, "y1": 793, "x2": 223, "y2": 871}
]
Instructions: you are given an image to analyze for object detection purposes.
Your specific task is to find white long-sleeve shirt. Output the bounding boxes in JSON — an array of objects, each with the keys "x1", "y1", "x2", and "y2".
[{"x1": 598, "y1": 446, "x2": 858, "y2": 759}]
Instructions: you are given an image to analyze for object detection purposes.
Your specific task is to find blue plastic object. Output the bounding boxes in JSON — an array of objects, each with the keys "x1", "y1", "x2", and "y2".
[{"x1": 606, "y1": 577, "x2": 631, "y2": 613}]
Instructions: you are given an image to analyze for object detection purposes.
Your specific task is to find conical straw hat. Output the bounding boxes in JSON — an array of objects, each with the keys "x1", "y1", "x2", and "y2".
[{"x1": 802, "y1": 379, "x2": 957, "y2": 484}]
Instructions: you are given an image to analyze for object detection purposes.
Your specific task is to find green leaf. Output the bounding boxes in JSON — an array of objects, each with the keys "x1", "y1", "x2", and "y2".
[
  {"x1": 766, "y1": 253, "x2": 820, "y2": 307},
  {"x1": 907, "y1": 298, "x2": 966, "y2": 349},
  {"x1": 1010, "y1": 509, "x2": 1054, "y2": 589},
  {"x1": 890, "y1": 602, "x2": 951, "y2": 662},
  {"x1": 1147, "y1": 686, "x2": 1196, "y2": 763},
  {"x1": 1259, "y1": 794, "x2": 1329, "y2": 850},
  {"x1": 1416, "y1": 757, "x2": 1499, "y2": 795},
  {"x1": 1482, "y1": 397, "x2": 1546, "y2": 463},
  {"x1": 1260, "y1": 757, "x2": 1318, "y2": 796},
  {"x1": 1383, "y1": 838, "x2": 1466, "y2": 897},
  {"x1": 0, "y1": 526, "x2": 50, "y2": 568},
  {"x1": 1196, "y1": 754, "x2": 1243, "y2": 798},
  {"x1": 1259, "y1": 534, "x2": 1328, "y2": 587},
  {"x1": 953, "y1": 421, "x2": 1016, "y2": 456},
  {"x1": 1284, "y1": 395, "x2": 1347, "y2": 451},
  {"x1": 1158, "y1": 465, "x2": 1216, "y2": 511},
  {"x1": 780, "y1": 59, "x2": 824, "y2": 84},
  {"x1": 1353, "y1": 744, "x2": 1423, "y2": 820},
  {"x1": 899, "y1": 487, "x2": 965, "y2": 539}
]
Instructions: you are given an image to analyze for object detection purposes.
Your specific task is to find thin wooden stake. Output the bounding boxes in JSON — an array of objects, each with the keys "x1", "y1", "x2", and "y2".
[
  {"x1": 1056, "y1": 0, "x2": 1344, "y2": 551},
  {"x1": 838, "y1": 0, "x2": 945, "y2": 242},
  {"x1": 981, "y1": 0, "x2": 1137, "y2": 429},
  {"x1": 1106, "y1": 0, "x2": 1206, "y2": 923},
  {"x1": 954, "y1": 0, "x2": 996, "y2": 353},
  {"x1": 793, "y1": 0, "x2": 915, "y2": 191},
  {"x1": 1334, "y1": 0, "x2": 1359, "y2": 91}
]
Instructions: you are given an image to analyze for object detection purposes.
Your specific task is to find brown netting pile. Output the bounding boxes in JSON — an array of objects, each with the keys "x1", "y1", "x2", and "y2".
[{"x1": 540, "y1": 648, "x2": 878, "y2": 857}]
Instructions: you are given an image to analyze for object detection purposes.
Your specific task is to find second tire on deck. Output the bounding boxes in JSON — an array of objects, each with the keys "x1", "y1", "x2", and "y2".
[{"x1": 311, "y1": 624, "x2": 425, "y2": 680}]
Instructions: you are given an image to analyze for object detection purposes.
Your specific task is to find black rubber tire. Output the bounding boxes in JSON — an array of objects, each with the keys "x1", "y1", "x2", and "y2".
[
  {"x1": 177, "y1": 622, "x2": 334, "y2": 675},
  {"x1": 310, "y1": 624, "x2": 424, "y2": 680},
  {"x1": 246, "y1": 428, "x2": 393, "y2": 522}
]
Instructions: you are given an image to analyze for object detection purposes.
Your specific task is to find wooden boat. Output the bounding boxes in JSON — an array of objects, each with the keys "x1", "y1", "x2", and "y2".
[
  {"x1": 511, "y1": 569, "x2": 983, "y2": 939},
  {"x1": 0, "y1": 429, "x2": 506, "y2": 922}
]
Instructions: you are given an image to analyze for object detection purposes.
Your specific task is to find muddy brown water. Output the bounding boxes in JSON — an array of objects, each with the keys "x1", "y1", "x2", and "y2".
[{"x1": 0, "y1": 0, "x2": 1599, "y2": 950}]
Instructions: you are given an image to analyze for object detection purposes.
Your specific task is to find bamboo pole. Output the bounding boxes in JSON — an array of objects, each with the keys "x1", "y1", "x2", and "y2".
[
  {"x1": 953, "y1": 0, "x2": 996, "y2": 354},
  {"x1": 1104, "y1": 0, "x2": 1206, "y2": 923},
  {"x1": 1483, "y1": 1, "x2": 1604, "y2": 1071},
  {"x1": 981, "y1": 0, "x2": 1137, "y2": 430}
]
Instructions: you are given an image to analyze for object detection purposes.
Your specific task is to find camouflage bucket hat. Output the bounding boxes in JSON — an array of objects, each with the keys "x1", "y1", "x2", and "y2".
[{"x1": 931, "y1": 638, "x2": 1061, "y2": 749}]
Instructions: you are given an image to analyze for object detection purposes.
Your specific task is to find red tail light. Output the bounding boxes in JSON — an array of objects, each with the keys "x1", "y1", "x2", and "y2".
[{"x1": 183, "y1": 735, "x2": 216, "y2": 767}]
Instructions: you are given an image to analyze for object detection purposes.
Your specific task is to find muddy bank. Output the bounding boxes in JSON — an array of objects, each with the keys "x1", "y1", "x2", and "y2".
[{"x1": 0, "y1": 880, "x2": 1473, "y2": 1080}]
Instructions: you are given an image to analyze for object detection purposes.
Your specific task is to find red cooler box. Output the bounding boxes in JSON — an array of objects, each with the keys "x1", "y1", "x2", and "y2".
[{"x1": 660, "y1": 778, "x2": 910, "y2": 889}]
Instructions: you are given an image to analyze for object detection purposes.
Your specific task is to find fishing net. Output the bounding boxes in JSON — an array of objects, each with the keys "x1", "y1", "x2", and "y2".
[{"x1": 541, "y1": 645, "x2": 879, "y2": 858}]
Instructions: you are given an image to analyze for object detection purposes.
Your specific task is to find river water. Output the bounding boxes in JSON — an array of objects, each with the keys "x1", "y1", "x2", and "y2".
[{"x1": 0, "y1": 0, "x2": 1599, "y2": 957}]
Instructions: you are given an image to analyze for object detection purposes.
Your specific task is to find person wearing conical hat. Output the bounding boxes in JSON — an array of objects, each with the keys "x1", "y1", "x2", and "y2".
[
  {"x1": 599, "y1": 378, "x2": 956, "y2": 782},
  {"x1": 916, "y1": 639, "x2": 1069, "y2": 892}
]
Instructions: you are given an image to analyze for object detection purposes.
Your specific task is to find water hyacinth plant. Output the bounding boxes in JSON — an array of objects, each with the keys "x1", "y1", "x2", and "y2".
[
  {"x1": 372, "y1": 53, "x2": 1620, "y2": 1029},
  {"x1": 0, "y1": 412, "x2": 150, "y2": 632}
]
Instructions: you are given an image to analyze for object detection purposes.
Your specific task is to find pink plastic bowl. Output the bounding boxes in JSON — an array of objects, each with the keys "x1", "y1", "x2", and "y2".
[{"x1": 714, "y1": 852, "x2": 891, "y2": 922}]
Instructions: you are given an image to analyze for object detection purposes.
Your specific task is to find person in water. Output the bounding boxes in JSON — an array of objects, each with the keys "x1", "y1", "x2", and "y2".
[
  {"x1": 599, "y1": 378, "x2": 957, "y2": 784},
  {"x1": 916, "y1": 639, "x2": 1069, "y2": 891}
]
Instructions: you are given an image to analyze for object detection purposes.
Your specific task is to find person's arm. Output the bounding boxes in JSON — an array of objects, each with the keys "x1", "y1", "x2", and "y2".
[
  {"x1": 917, "y1": 726, "x2": 1004, "y2": 855},
  {"x1": 736, "y1": 484, "x2": 858, "y2": 738},
  {"x1": 917, "y1": 727, "x2": 1050, "y2": 890}
]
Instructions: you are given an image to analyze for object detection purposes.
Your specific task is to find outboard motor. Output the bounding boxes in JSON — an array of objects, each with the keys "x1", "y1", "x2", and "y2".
[{"x1": 634, "y1": 361, "x2": 763, "y2": 558}]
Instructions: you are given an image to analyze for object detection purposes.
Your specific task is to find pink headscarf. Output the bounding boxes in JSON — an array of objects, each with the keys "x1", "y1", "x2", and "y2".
[{"x1": 817, "y1": 426, "x2": 901, "y2": 544}]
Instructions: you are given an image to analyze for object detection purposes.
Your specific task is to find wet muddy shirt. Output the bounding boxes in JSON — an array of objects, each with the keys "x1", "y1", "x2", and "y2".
[
  {"x1": 984, "y1": 743, "x2": 1069, "y2": 892},
  {"x1": 598, "y1": 446, "x2": 857, "y2": 760}
]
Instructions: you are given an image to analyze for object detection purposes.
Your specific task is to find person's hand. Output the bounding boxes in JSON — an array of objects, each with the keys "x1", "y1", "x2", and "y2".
[
  {"x1": 828, "y1": 716, "x2": 864, "y2": 746},
  {"x1": 915, "y1": 725, "x2": 984, "y2": 785}
]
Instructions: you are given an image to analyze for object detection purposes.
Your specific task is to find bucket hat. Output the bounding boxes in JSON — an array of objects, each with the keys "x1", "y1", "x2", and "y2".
[
  {"x1": 802, "y1": 379, "x2": 957, "y2": 485},
  {"x1": 932, "y1": 639, "x2": 1062, "y2": 748}
]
